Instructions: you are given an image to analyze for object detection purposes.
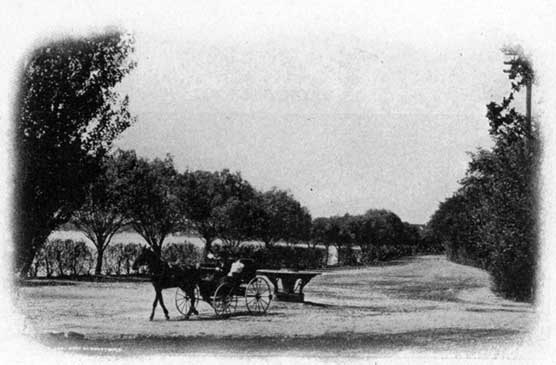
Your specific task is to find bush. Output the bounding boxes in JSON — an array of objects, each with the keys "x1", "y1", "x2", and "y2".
[
  {"x1": 31, "y1": 239, "x2": 93, "y2": 277},
  {"x1": 337, "y1": 246, "x2": 360, "y2": 266},
  {"x1": 213, "y1": 244, "x2": 326, "y2": 270},
  {"x1": 489, "y1": 239, "x2": 536, "y2": 300},
  {"x1": 105, "y1": 242, "x2": 142, "y2": 275},
  {"x1": 360, "y1": 244, "x2": 414, "y2": 264},
  {"x1": 162, "y1": 241, "x2": 203, "y2": 267}
]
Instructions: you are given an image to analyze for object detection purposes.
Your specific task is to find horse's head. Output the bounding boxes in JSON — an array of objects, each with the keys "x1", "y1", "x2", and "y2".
[{"x1": 132, "y1": 246, "x2": 157, "y2": 271}]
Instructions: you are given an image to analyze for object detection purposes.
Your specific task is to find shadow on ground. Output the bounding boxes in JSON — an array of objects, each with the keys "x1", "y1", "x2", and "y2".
[{"x1": 36, "y1": 327, "x2": 523, "y2": 356}]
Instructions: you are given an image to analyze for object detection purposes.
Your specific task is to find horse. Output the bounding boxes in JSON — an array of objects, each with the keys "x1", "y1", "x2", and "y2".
[{"x1": 132, "y1": 246, "x2": 201, "y2": 321}]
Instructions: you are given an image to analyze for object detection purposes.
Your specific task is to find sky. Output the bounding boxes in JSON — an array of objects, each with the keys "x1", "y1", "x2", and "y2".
[
  {"x1": 113, "y1": 13, "x2": 522, "y2": 224},
  {"x1": 2, "y1": 1, "x2": 553, "y2": 226}
]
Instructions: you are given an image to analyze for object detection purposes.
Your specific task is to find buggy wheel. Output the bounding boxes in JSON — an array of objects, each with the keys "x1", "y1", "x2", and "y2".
[
  {"x1": 245, "y1": 277, "x2": 272, "y2": 315},
  {"x1": 175, "y1": 285, "x2": 200, "y2": 316},
  {"x1": 212, "y1": 282, "x2": 235, "y2": 318}
]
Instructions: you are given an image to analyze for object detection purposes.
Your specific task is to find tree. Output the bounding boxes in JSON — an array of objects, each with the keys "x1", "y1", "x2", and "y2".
[
  {"x1": 72, "y1": 153, "x2": 130, "y2": 274},
  {"x1": 117, "y1": 150, "x2": 181, "y2": 256},
  {"x1": 311, "y1": 216, "x2": 345, "y2": 264},
  {"x1": 214, "y1": 195, "x2": 263, "y2": 249},
  {"x1": 179, "y1": 169, "x2": 255, "y2": 259},
  {"x1": 257, "y1": 188, "x2": 312, "y2": 247},
  {"x1": 312, "y1": 210, "x2": 415, "y2": 265},
  {"x1": 311, "y1": 217, "x2": 332, "y2": 263},
  {"x1": 13, "y1": 31, "x2": 135, "y2": 276}
]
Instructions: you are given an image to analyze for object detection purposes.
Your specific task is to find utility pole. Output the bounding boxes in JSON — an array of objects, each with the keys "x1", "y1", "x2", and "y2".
[
  {"x1": 503, "y1": 48, "x2": 533, "y2": 155},
  {"x1": 525, "y1": 77, "x2": 532, "y2": 141}
]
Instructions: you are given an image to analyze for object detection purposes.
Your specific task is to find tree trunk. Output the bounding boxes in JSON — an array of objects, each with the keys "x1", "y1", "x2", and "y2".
[
  {"x1": 18, "y1": 259, "x2": 33, "y2": 279},
  {"x1": 15, "y1": 229, "x2": 50, "y2": 278},
  {"x1": 152, "y1": 240, "x2": 163, "y2": 258},
  {"x1": 95, "y1": 249, "x2": 104, "y2": 275},
  {"x1": 57, "y1": 252, "x2": 64, "y2": 277},
  {"x1": 45, "y1": 258, "x2": 52, "y2": 278}
]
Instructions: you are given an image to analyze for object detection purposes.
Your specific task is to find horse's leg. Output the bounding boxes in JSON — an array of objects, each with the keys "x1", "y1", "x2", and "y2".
[
  {"x1": 185, "y1": 286, "x2": 198, "y2": 318},
  {"x1": 190, "y1": 287, "x2": 199, "y2": 316},
  {"x1": 150, "y1": 288, "x2": 159, "y2": 321},
  {"x1": 157, "y1": 288, "x2": 170, "y2": 320}
]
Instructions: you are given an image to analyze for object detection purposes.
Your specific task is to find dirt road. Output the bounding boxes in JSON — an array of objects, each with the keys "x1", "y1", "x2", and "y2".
[{"x1": 15, "y1": 255, "x2": 535, "y2": 356}]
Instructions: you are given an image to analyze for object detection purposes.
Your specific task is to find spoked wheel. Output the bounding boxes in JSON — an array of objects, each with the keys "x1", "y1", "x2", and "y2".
[
  {"x1": 175, "y1": 285, "x2": 200, "y2": 316},
  {"x1": 245, "y1": 276, "x2": 272, "y2": 315},
  {"x1": 212, "y1": 282, "x2": 235, "y2": 318}
]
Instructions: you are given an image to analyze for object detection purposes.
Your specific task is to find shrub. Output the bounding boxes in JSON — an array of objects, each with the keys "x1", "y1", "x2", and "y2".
[
  {"x1": 31, "y1": 239, "x2": 93, "y2": 277},
  {"x1": 162, "y1": 241, "x2": 203, "y2": 267},
  {"x1": 105, "y1": 242, "x2": 142, "y2": 275},
  {"x1": 214, "y1": 244, "x2": 326, "y2": 270}
]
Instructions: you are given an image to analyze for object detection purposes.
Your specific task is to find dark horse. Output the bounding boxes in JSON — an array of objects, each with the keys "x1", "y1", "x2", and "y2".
[{"x1": 132, "y1": 246, "x2": 201, "y2": 320}]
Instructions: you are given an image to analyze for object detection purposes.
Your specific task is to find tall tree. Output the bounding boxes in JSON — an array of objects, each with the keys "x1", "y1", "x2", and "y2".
[
  {"x1": 71, "y1": 153, "x2": 130, "y2": 274},
  {"x1": 215, "y1": 194, "x2": 264, "y2": 249},
  {"x1": 179, "y1": 169, "x2": 254, "y2": 259},
  {"x1": 257, "y1": 188, "x2": 312, "y2": 247},
  {"x1": 13, "y1": 31, "x2": 135, "y2": 276},
  {"x1": 119, "y1": 150, "x2": 181, "y2": 256}
]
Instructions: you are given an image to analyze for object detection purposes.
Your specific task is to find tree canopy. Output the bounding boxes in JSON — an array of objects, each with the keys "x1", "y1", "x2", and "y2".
[
  {"x1": 72, "y1": 153, "x2": 131, "y2": 274},
  {"x1": 116, "y1": 150, "x2": 182, "y2": 256},
  {"x1": 179, "y1": 169, "x2": 256, "y2": 258},
  {"x1": 14, "y1": 31, "x2": 135, "y2": 276},
  {"x1": 257, "y1": 188, "x2": 312, "y2": 247}
]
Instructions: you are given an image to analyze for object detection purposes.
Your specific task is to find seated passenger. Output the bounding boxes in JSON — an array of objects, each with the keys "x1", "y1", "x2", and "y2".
[{"x1": 228, "y1": 259, "x2": 245, "y2": 278}]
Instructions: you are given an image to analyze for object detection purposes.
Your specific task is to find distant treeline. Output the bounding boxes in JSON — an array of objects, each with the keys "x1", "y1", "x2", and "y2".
[
  {"x1": 311, "y1": 210, "x2": 440, "y2": 265},
  {"x1": 22, "y1": 143, "x2": 439, "y2": 278},
  {"x1": 425, "y1": 48, "x2": 538, "y2": 302},
  {"x1": 29, "y1": 207, "x2": 435, "y2": 278}
]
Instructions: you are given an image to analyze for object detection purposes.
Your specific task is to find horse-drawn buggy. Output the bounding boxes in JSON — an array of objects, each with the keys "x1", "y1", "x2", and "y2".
[
  {"x1": 174, "y1": 258, "x2": 273, "y2": 318},
  {"x1": 133, "y1": 247, "x2": 273, "y2": 320}
]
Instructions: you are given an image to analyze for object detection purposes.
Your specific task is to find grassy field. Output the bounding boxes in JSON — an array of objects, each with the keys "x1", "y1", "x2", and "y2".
[{"x1": 14, "y1": 255, "x2": 535, "y2": 356}]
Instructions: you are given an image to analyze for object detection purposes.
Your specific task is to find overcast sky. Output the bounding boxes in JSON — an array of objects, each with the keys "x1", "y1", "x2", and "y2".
[
  {"x1": 3, "y1": 1, "x2": 553, "y2": 224},
  {"x1": 113, "y1": 11, "x2": 524, "y2": 224}
]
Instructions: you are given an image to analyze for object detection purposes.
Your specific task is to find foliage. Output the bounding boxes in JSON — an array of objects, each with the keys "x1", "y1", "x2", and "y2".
[
  {"x1": 72, "y1": 153, "x2": 131, "y2": 274},
  {"x1": 426, "y1": 47, "x2": 538, "y2": 301},
  {"x1": 256, "y1": 188, "x2": 312, "y2": 247},
  {"x1": 213, "y1": 244, "x2": 326, "y2": 270},
  {"x1": 31, "y1": 239, "x2": 93, "y2": 277},
  {"x1": 311, "y1": 211, "x2": 427, "y2": 265},
  {"x1": 162, "y1": 241, "x2": 203, "y2": 267},
  {"x1": 116, "y1": 150, "x2": 182, "y2": 255},
  {"x1": 213, "y1": 181, "x2": 259, "y2": 248},
  {"x1": 14, "y1": 31, "x2": 135, "y2": 276},
  {"x1": 179, "y1": 169, "x2": 257, "y2": 258},
  {"x1": 105, "y1": 242, "x2": 142, "y2": 275}
]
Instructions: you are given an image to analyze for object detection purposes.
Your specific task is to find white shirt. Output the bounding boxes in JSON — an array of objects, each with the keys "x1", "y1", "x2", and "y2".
[{"x1": 228, "y1": 260, "x2": 245, "y2": 277}]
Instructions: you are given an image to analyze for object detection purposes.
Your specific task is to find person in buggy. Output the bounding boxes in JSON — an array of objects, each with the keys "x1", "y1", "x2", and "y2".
[{"x1": 206, "y1": 251, "x2": 256, "y2": 285}]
